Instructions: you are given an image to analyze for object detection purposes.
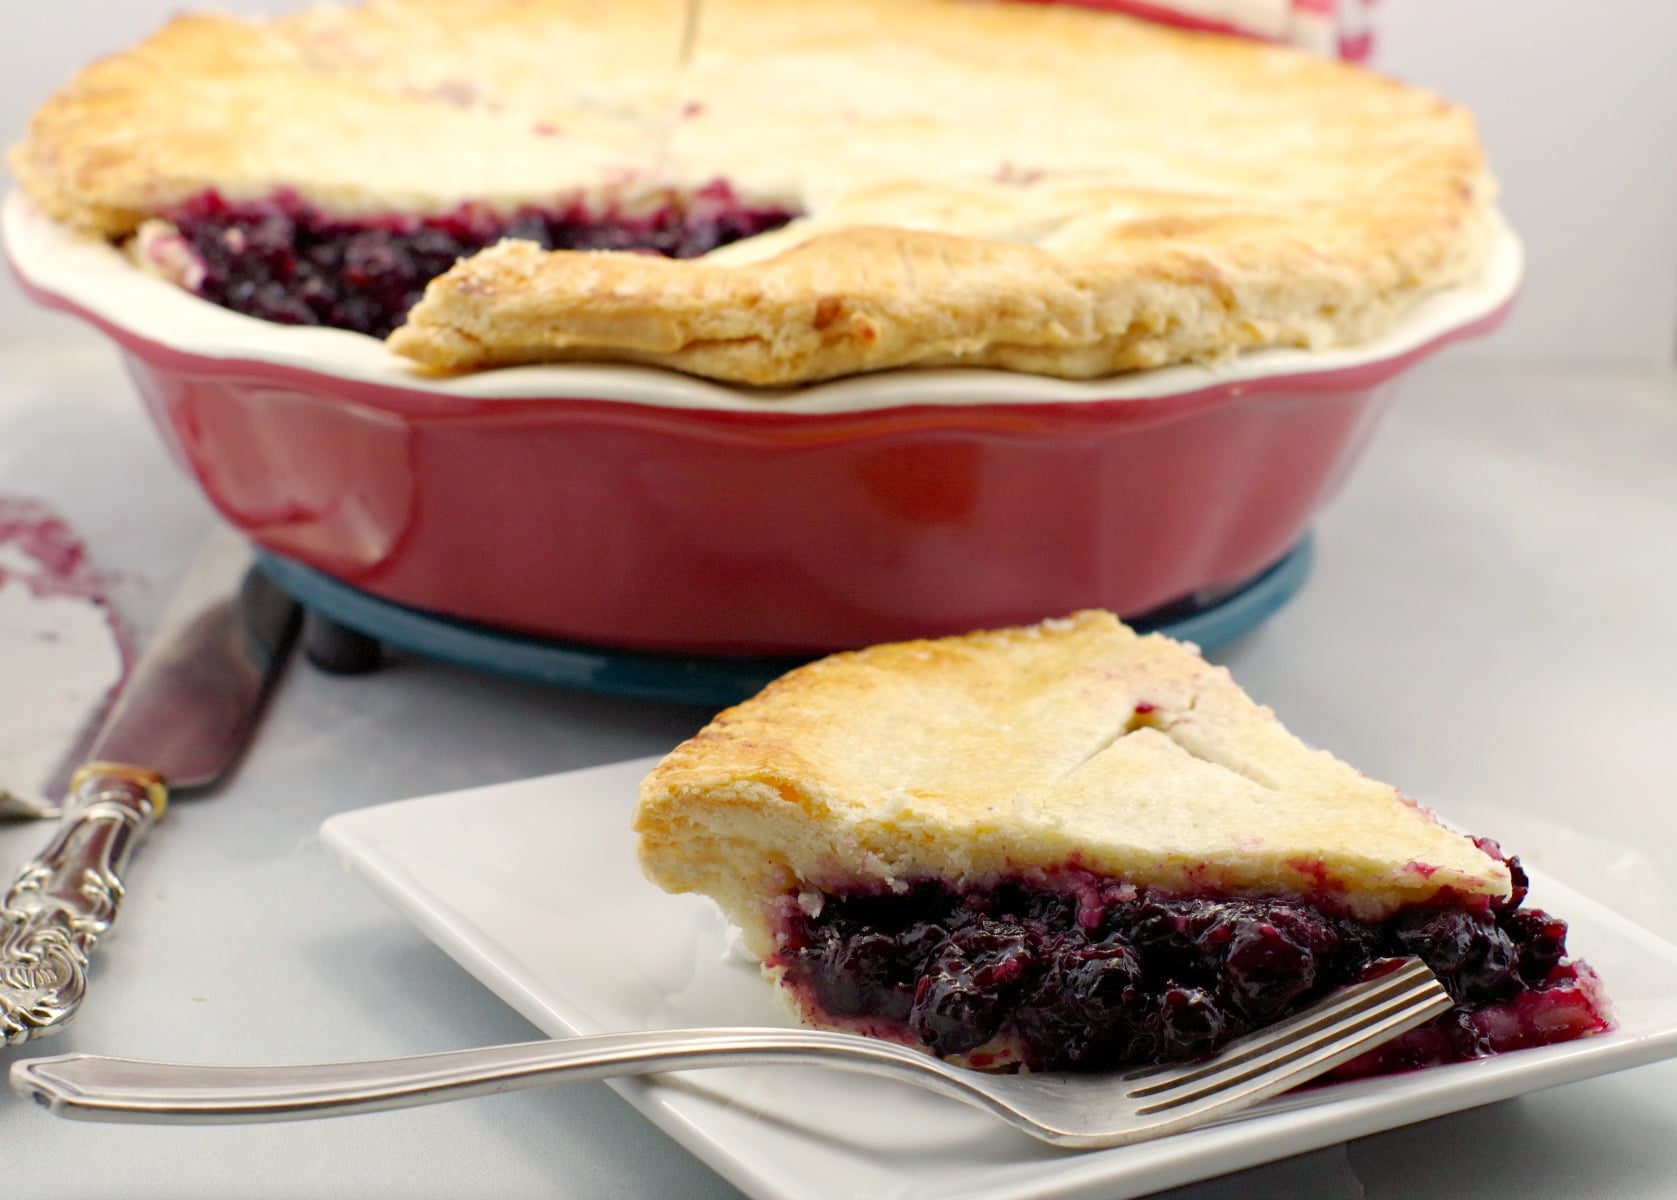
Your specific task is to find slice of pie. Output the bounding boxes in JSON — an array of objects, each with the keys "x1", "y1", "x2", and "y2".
[
  {"x1": 635, "y1": 611, "x2": 1610, "y2": 1074},
  {"x1": 13, "y1": 0, "x2": 1497, "y2": 386}
]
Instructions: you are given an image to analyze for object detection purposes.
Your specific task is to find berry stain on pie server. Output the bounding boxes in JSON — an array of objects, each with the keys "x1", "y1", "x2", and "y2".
[
  {"x1": 0, "y1": 499, "x2": 128, "y2": 818},
  {"x1": 633, "y1": 611, "x2": 1612, "y2": 1076}
]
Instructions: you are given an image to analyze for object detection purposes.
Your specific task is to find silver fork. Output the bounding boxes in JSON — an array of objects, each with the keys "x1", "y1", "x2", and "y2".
[{"x1": 10, "y1": 958, "x2": 1449, "y2": 1149}]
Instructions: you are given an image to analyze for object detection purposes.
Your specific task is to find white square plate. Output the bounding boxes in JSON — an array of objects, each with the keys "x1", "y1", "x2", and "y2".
[{"x1": 321, "y1": 757, "x2": 1677, "y2": 1200}]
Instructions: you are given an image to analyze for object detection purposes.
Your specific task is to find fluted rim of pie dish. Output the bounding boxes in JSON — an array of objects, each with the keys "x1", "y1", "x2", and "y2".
[{"x1": 3, "y1": 189, "x2": 1522, "y2": 417}]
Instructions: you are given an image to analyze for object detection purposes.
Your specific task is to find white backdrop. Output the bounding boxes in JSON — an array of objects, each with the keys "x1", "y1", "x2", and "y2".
[{"x1": 3, "y1": 0, "x2": 1674, "y2": 367}]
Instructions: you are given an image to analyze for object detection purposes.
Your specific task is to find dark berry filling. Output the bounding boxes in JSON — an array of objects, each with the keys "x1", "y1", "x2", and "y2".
[
  {"x1": 158, "y1": 182, "x2": 799, "y2": 338},
  {"x1": 772, "y1": 860, "x2": 1610, "y2": 1075}
]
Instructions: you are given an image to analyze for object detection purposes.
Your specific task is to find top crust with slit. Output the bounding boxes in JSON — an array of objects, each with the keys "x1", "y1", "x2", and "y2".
[{"x1": 634, "y1": 611, "x2": 1511, "y2": 956}]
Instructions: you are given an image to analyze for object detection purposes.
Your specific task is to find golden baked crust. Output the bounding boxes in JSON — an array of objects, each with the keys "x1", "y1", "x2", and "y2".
[
  {"x1": 10, "y1": 0, "x2": 687, "y2": 233},
  {"x1": 14, "y1": 0, "x2": 1496, "y2": 386},
  {"x1": 634, "y1": 611, "x2": 1510, "y2": 959}
]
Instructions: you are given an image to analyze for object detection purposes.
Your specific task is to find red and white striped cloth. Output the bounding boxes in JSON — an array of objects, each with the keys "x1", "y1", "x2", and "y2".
[{"x1": 1024, "y1": 0, "x2": 1377, "y2": 61}]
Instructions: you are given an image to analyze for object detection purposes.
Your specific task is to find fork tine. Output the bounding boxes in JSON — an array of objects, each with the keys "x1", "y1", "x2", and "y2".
[
  {"x1": 1127, "y1": 958, "x2": 1440, "y2": 1096},
  {"x1": 1131, "y1": 974, "x2": 1452, "y2": 1125},
  {"x1": 1133, "y1": 962, "x2": 1448, "y2": 1106},
  {"x1": 1124, "y1": 984, "x2": 1452, "y2": 1138}
]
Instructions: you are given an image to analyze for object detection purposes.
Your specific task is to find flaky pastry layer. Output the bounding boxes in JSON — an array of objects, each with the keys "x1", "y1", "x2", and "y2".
[
  {"x1": 15, "y1": 0, "x2": 1497, "y2": 386},
  {"x1": 635, "y1": 611, "x2": 1510, "y2": 959}
]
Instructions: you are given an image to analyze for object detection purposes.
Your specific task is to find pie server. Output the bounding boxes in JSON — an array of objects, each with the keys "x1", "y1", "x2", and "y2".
[
  {"x1": 0, "y1": 528, "x2": 301, "y2": 1045},
  {"x1": 0, "y1": 506, "x2": 127, "y2": 821}
]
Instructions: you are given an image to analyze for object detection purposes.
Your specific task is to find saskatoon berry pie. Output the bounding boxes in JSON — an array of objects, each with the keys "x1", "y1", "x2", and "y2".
[
  {"x1": 634, "y1": 612, "x2": 1610, "y2": 1075},
  {"x1": 13, "y1": 0, "x2": 1497, "y2": 385}
]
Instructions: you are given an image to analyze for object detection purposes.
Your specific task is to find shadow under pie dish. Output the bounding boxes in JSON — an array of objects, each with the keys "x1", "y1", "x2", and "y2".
[
  {"x1": 634, "y1": 612, "x2": 1612, "y2": 1076},
  {"x1": 6, "y1": 0, "x2": 1519, "y2": 655}
]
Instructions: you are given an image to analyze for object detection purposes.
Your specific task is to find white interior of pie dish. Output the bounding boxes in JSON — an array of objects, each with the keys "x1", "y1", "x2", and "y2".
[{"x1": 4, "y1": 190, "x2": 1522, "y2": 415}]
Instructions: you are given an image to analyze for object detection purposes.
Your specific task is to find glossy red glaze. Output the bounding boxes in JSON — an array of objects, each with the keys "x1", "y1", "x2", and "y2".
[{"x1": 17, "y1": 269, "x2": 1511, "y2": 656}]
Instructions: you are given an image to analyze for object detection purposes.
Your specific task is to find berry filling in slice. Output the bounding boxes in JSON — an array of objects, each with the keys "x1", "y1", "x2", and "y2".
[{"x1": 771, "y1": 859, "x2": 1609, "y2": 1074}]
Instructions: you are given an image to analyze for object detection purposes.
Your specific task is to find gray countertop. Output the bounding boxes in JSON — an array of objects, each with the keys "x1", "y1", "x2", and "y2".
[{"x1": 1, "y1": 336, "x2": 1674, "y2": 1200}]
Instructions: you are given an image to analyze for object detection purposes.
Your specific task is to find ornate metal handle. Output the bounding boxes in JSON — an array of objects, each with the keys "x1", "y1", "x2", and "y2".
[{"x1": 0, "y1": 764, "x2": 166, "y2": 1045}]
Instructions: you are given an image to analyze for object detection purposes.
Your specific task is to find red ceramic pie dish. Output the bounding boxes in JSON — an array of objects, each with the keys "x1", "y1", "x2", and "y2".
[{"x1": 4, "y1": 192, "x2": 1519, "y2": 656}]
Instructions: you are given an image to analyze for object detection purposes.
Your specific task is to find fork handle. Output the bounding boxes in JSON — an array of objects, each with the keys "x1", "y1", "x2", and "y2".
[{"x1": 10, "y1": 1026, "x2": 983, "y2": 1124}]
